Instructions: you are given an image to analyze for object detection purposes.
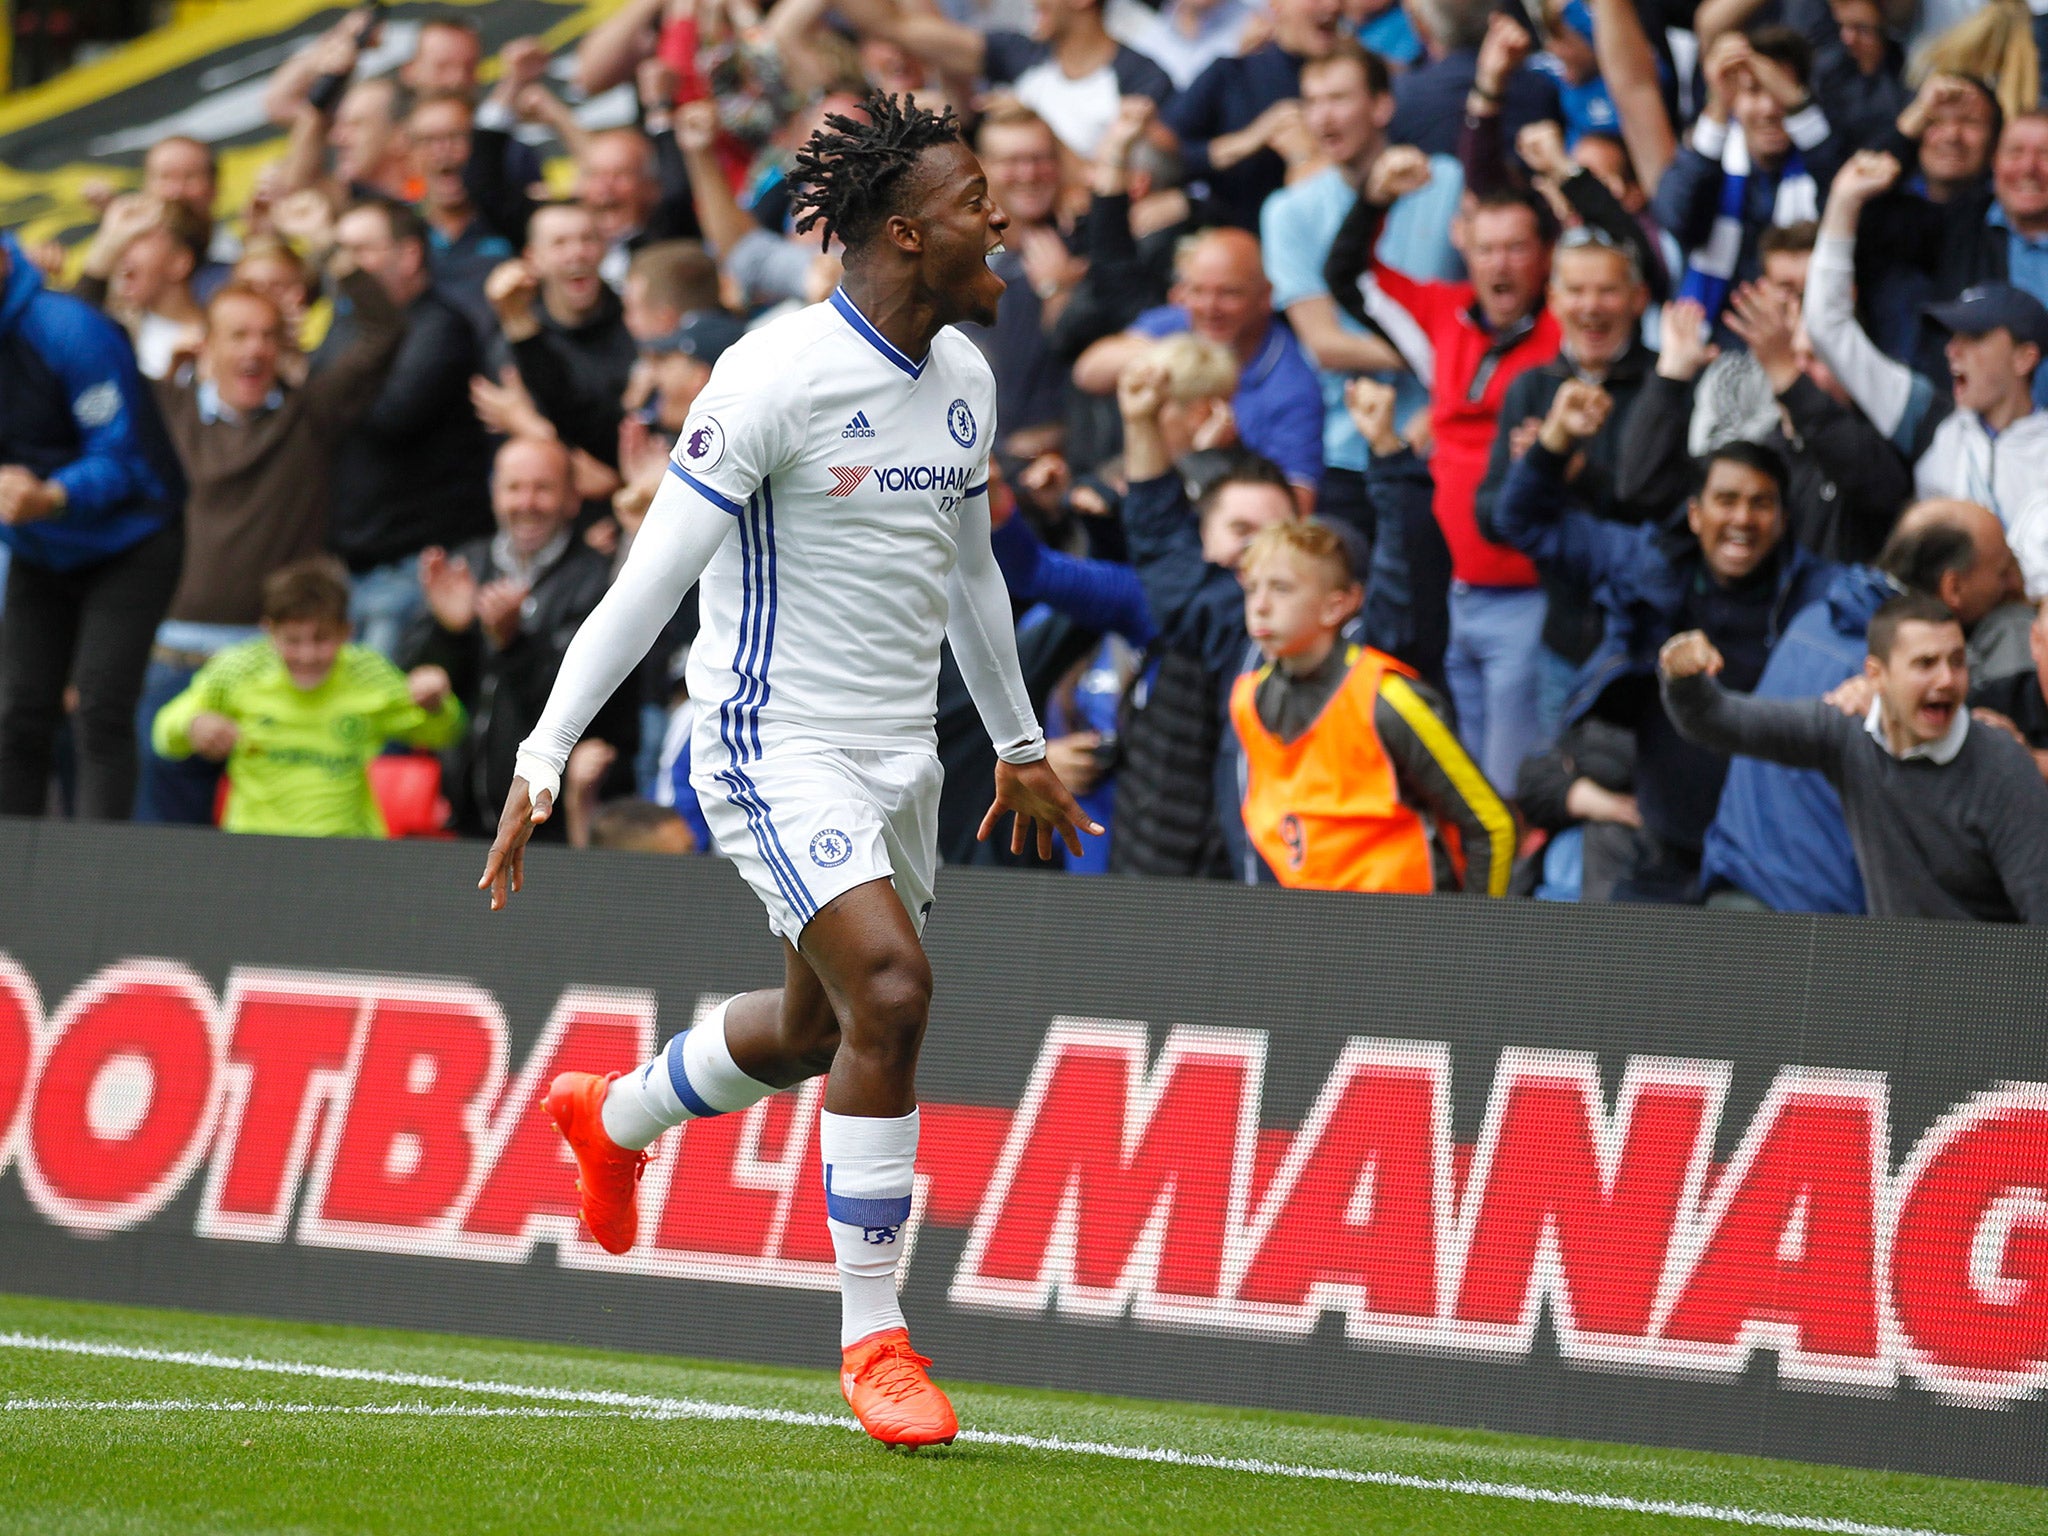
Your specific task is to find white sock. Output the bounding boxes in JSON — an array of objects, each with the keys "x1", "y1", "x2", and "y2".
[
  {"x1": 600, "y1": 999, "x2": 776, "y2": 1151},
  {"x1": 820, "y1": 1108, "x2": 918, "y2": 1348}
]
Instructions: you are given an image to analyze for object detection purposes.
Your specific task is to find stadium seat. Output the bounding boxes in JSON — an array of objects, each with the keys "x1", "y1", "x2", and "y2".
[{"x1": 368, "y1": 753, "x2": 454, "y2": 839}]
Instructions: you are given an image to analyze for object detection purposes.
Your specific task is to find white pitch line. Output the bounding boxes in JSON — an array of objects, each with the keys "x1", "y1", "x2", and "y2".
[
  {"x1": 5, "y1": 1398, "x2": 621, "y2": 1419},
  {"x1": 0, "y1": 1331, "x2": 1968, "y2": 1536}
]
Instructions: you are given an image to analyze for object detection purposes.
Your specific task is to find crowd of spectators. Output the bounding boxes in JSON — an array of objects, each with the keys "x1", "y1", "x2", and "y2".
[{"x1": 4, "y1": 0, "x2": 2048, "y2": 919}]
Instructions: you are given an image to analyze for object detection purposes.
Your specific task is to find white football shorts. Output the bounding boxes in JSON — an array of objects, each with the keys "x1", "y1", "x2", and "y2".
[{"x1": 692, "y1": 734, "x2": 943, "y2": 943}]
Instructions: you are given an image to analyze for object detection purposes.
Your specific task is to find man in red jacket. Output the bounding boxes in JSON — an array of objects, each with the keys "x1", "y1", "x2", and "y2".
[{"x1": 1328, "y1": 145, "x2": 1561, "y2": 787}]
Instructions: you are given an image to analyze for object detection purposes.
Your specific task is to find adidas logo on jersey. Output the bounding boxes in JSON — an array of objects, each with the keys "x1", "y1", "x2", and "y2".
[{"x1": 842, "y1": 411, "x2": 877, "y2": 439}]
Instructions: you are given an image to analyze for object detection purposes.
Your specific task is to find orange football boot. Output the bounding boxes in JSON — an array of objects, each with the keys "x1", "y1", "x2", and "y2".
[
  {"x1": 840, "y1": 1328, "x2": 958, "y2": 1447},
  {"x1": 543, "y1": 1071, "x2": 652, "y2": 1255}
]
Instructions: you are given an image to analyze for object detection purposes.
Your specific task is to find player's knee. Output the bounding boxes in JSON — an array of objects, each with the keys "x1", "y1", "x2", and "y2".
[{"x1": 848, "y1": 948, "x2": 931, "y2": 1051}]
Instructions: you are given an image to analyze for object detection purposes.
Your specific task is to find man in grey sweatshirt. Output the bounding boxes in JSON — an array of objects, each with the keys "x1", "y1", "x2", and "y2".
[{"x1": 1659, "y1": 592, "x2": 2048, "y2": 923}]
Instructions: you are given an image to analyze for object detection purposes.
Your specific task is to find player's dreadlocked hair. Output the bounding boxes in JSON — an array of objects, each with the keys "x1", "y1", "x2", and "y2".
[{"x1": 790, "y1": 92, "x2": 964, "y2": 254}]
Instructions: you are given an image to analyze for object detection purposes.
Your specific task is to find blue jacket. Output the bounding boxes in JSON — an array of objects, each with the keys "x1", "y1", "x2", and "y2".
[
  {"x1": 1121, "y1": 470, "x2": 1254, "y2": 681},
  {"x1": 1495, "y1": 442, "x2": 1839, "y2": 728},
  {"x1": 990, "y1": 514, "x2": 1155, "y2": 646},
  {"x1": 1700, "y1": 565, "x2": 1892, "y2": 914},
  {"x1": 0, "y1": 233, "x2": 182, "y2": 571}
]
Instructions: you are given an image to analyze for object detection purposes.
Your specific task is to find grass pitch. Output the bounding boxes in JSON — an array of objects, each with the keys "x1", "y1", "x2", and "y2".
[{"x1": 0, "y1": 1294, "x2": 2041, "y2": 1536}]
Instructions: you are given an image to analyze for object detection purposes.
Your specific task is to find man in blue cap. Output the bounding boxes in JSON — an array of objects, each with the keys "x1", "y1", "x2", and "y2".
[
  {"x1": 635, "y1": 309, "x2": 748, "y2": 437},
  {"x1": 1810, "y1": 147, "x2": 2048, "y2": 605}
]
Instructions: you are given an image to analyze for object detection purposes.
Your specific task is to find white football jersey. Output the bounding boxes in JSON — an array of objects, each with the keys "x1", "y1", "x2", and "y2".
[{"x1": 669, "y1": 290, "x2": 998, "y2": 758}]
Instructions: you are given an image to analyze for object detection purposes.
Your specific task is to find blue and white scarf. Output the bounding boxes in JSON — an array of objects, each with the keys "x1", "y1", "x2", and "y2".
[{"x1": 1678, "y1": 116, "x2": 1821, "y2": 321}]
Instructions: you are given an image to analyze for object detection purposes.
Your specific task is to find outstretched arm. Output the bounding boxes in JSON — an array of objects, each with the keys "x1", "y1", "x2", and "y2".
[
  {"x1": 1658, "y1": 632, "x2": 1850, "y2": 774},
  {"x1": 481, "y1": 469, "x2": 735, "y2": 906}
]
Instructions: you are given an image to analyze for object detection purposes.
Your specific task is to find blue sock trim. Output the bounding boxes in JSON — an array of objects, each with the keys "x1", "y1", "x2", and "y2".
[
  {"x1": 664, "y1": 1034, "x2": 720, "y2": 1119},
  {"x1": 824, "y1": 1166, "x2": 912, "y2": 1228}
]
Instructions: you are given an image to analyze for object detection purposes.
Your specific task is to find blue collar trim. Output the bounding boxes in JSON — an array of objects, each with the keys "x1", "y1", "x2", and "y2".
[
  {"x1": 1246, "y1": 321, "x2": 1285, "y2": 386},
  {"x1": 830, "y1": 287, "x2": 927, "y2": 378}
]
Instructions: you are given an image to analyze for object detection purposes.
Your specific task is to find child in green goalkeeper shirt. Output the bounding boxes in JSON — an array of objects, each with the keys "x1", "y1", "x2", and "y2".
[{"x1": 152, "y1": 556, "x2": 465, "y2": 836}]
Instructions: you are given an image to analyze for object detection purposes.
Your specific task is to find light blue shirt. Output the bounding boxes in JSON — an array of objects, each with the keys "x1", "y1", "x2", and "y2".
[
  {"x1": 194, "y1": 379, "x2": 284, "y2": 426},
  {"x1": 1260, "y1": 157, "x2": 1464, "y2": 472},
  {"x1": 1990, "y1": 203, "x2": 2048, "y2": 409}
]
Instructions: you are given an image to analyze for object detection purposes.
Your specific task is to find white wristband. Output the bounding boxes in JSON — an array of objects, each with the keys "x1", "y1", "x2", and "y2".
[
  {"x1": 996, "y1": 730, "x2": 1048, "y2": 765},
  {"x1": 513, "y1": 750, "x2": 563, "y2": 808}
]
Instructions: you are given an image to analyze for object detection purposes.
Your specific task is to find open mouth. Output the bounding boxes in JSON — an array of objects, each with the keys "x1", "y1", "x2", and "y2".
[
  {"x1": 1919, "y1": 700, "x2": 1957, "y2": 734},
  {"x1": 1719, "y1": 529, "x2": 1759, "y2": 562}
]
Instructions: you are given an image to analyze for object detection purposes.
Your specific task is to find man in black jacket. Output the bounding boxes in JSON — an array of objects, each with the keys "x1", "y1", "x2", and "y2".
[
  {"x1": 403, "y1": 436, "x2": 636, "y2": 837},
  {"x1": 486, "y1": 203, "x2": 638, "y2": 469},
  {"x1": 1496, "y1": 423, "x2": 1838, "y2": 901},
  {"x1": 1471, "y1": 225, "x2": 1657, "y2": 733},
  {"x1": 324, "y1": 198, "x2": 496, "y2": 660}
]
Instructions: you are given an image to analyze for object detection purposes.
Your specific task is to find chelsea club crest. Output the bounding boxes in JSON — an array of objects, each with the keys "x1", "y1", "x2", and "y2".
[
  {"x1": 810, "y1": 828, "x2": 853, "y2": 868},
  {"x1": 947, "y1": 398, "x2": 976, "y2": 449}
]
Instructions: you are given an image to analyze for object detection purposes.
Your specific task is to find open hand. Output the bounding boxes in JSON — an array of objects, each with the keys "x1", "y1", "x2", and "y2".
[
  {"x1": 470, "y1": 367, "x2": 553, "y2": 439},
  {"x1": 977, "y1": 756, "x2": 1105, "y2": 860},
  {"x1": 419, "y1": 545, "x2": 480, "y2": 632},
  {"x1": 476, "y1": 578, "x2": 529, "y2": 649},
  {"x1": 479, "y1": 777, "x2": 553, "y2": 909},
  {"x1": 1656, "y1": 299, "x2": 1718, "y2": 381},
  {"x1": 1724, "y1": 280, "x2": 1799, "y2": 386}
]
